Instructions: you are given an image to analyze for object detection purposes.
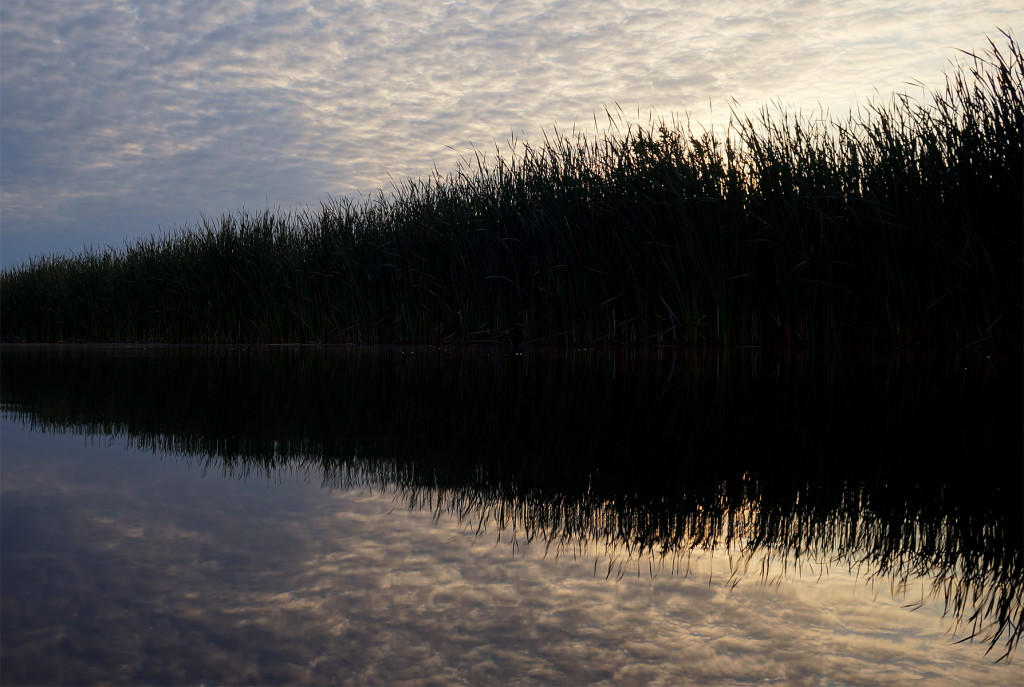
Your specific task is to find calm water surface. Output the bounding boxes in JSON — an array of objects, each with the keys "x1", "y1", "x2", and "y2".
[{"x1": 1, "y1": 346, "x2": 1021, "y2": 686}]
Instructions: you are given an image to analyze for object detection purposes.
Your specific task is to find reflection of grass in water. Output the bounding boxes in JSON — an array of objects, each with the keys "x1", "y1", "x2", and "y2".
[
  {"x1": 1, "y1": 32, "x2": 1021, "y2": 346},
  {"x1": 2, "y1": 344, "x2": 1019, "y2": 499},
  {"x1": 2, "y1": 344, "x2": 1020, "y2": 659},
  {"x1": 382, "y1": 474, "x2": 1023, "y2": 663},
  {"x1": 5, "y1": 410, "x2": 1020, "y2": 661},
  {"x1": 168, "y1": 450, "x2": 1014, "y2": 661}
]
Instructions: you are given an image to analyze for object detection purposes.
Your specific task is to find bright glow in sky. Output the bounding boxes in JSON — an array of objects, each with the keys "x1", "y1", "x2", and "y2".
[{"x1": 1, "y1": 1, "x2": 1020, "y2": 269}]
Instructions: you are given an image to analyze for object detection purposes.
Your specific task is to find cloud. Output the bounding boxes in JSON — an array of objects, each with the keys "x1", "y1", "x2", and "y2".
[{"x1": 1, "y1": 0, "x2": 1022, "y2": 267}]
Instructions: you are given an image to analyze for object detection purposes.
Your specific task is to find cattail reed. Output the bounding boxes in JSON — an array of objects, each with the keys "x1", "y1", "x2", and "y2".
[{"x1": 2, "y1": 32, "x2": 1020, "y2": 347}]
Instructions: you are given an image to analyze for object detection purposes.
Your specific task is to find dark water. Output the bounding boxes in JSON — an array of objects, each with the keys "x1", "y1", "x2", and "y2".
[{"x1": 1, "y1": 345, "x2": 1021, "y2": 686}]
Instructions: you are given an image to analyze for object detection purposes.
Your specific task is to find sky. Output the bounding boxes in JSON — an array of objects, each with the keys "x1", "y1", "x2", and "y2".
[{"x1": 1, "y1": 1, "x2": 1021, "y2": 270}]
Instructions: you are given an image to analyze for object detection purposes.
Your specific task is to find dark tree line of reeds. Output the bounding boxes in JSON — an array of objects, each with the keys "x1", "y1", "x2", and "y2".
[
  {"x1": 2, "y1": 33, "x2": 1021, "y2": 346},
  {"x1": 2, "y1": 345, "x2": 1020, "y2": 659}
]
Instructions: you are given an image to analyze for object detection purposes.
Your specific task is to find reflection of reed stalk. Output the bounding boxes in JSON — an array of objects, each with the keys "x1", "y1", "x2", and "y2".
[
  {"x1": 390, "y1": 477, "x2": 1023, "y2": 662},
  {"x1": 9, "y1": 402, "x2": 1019, "y2": 659},
  {"x1": 3, "y1": 345, "x2": 1020, "y2": 659},
  {"x1": 2, "y1": 32, "x2": 1021, "y2": 346}
]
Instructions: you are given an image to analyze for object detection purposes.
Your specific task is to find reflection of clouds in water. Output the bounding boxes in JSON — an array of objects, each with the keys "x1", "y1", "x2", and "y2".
[
  {"x1": 257, "y1": 490, "x2": 1007, "y2": 686},
  {"x1": 1, "y1": 422, "x2": 1020, "y2": 686}
]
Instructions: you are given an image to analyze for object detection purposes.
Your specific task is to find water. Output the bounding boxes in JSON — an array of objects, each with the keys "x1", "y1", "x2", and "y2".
[{"x1": 1, "y1": 345, "x2": 1021, "y2": 685}]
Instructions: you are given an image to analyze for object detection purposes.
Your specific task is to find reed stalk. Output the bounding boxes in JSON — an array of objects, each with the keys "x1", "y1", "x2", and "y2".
[{"x1": 2, "y1": 32, "x2": 1020, "y2": 347}]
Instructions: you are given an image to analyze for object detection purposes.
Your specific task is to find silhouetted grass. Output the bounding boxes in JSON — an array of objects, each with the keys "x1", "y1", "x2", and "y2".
[{"x1": 2, "y1": 32, "x2": 1020, "y2": 346}]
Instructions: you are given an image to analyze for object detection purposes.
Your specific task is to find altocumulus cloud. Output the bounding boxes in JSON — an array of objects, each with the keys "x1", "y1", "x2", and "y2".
[{"x1": 1, "y1": 0, "x2": 1021, "y2": 267}]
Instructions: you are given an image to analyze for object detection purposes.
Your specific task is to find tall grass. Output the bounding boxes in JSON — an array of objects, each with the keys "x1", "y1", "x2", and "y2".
[{"x1": 2, "y1": 32, "x2": 1021, "y2": 346}]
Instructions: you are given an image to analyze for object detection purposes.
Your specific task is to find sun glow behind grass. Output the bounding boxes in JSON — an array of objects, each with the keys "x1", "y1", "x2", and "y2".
[{"x1": 1, "y1": 32, "x2": 1021, "y2": 346}]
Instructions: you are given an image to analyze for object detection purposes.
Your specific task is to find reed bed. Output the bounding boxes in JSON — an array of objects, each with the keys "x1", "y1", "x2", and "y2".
[{"x1": 2, "y1": 33, "x2": 1021, "y2": 346}]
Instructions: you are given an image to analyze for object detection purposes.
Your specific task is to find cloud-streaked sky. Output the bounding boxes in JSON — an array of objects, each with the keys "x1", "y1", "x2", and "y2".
[
  {"x1": 3, "y1": 417, "x2": 1020, "y2": 685},
  {"x1": 1, "y1": 1, "x2": 1020, "y2": 269}
]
